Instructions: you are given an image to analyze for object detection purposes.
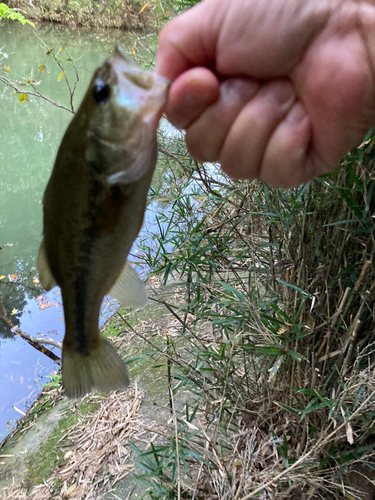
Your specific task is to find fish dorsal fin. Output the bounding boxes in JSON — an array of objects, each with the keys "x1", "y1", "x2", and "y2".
[
  {"x1": 108, "y1": 260, "x2": 147, "y2": 308},
  {"x1": 37, "y1": 239, "x2": 57, "y2": 291}
]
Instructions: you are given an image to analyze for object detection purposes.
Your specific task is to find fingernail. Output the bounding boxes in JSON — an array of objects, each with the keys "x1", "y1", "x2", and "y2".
[
  {"x1": 221, "y1": 79, "x2": 260, "y2": 105},
  {"x1": 264, "y1": 81, "x2": 294, "y2": 107},
  {"x1": 183, "y1": 77, "x2": 218, "y2": 107},
  {"x1": 286, "y1": 102, "x2": 306, "y2": 123}
]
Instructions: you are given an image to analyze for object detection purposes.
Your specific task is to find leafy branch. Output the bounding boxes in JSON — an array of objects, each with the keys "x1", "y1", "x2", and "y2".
[
  {"x1": 0, "y1": 74, "x2": 74, "y2": 113},
  {"x1": 0, "y1": 3, "x2": 35, "y2": 26},
  {"x1": 34, "y1": 33, "x2": 79, "y2": 113},
  {"x1": 0, "y1": 32, "x2": 79, "y2": 114}
]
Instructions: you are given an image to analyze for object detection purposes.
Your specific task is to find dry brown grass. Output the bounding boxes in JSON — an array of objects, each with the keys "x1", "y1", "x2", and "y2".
[{"x1": 2, "y1": 386, "x2": 143, "y2": 500}]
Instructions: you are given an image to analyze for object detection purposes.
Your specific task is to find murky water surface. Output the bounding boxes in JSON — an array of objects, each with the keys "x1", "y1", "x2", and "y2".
[{"x1": 0, "y1": 21, "x2": 158, "y2": 439}]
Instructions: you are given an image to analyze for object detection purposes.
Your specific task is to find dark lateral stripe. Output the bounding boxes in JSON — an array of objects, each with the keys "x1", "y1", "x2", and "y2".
[{"x1": 74, "y1": 178, "x2": 103, "y2": 354}]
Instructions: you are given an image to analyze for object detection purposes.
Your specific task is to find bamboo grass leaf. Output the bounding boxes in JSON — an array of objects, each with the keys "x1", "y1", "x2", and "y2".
[{"x1": 276, "y1": 279, "x2": 312, "y2": 297}]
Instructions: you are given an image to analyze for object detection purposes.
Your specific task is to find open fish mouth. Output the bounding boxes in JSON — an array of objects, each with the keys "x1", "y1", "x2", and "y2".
[{"x1": 110, "y1": 47, "x2": 170, "y2": 113}]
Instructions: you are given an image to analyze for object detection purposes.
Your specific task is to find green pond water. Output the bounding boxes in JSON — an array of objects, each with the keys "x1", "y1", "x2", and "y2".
[{"x1": 0, "y1": 20, "x2": 158, "y2": 440}]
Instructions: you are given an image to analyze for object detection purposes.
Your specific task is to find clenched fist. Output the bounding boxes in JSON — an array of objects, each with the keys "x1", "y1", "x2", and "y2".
[{"x1": 156, "y1": 0, "x2": 375, "y2": 187}]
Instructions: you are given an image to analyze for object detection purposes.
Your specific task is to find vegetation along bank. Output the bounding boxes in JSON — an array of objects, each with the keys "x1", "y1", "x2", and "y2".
[{"x1": 4, "y1": 0, "x2": 153, "y2": 29}]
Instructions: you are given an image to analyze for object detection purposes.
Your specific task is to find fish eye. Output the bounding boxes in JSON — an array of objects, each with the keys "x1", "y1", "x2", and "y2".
[{"x1": 92, "y1": 79, "x2": 110, "y2": 104}]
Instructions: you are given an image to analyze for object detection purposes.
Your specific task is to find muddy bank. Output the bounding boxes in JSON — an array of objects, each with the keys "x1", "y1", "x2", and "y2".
[{"x1": 6, "y1": 0, "x2": 154, "y2": 30}]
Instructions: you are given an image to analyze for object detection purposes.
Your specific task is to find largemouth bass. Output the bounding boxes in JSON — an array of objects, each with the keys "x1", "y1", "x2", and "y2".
[{"x1": 37, "y1": 47, "x2": 169, "y2": 398}]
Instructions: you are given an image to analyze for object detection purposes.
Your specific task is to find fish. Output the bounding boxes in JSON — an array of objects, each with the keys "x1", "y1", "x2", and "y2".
[{"x1": 37, "y1": 47, "x2": 169, "y2": 398}]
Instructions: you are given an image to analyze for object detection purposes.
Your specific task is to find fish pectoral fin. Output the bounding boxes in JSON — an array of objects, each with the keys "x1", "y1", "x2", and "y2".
[
  {"x1": 37, "y1": 239, "x2": 57, "y2": 291},
  {"x1": 108, "y1": 260, "x2": 147, "y2": 308},
  {"x1": 62, "y1": 336, "x2": 129, "y2": 398}
]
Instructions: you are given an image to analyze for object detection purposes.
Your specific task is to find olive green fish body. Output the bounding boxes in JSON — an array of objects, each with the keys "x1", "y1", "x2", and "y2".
[
  {"x1": 44, "y1": 148, "x2": 154, "y2": 349},
  {"x1": 38, "y1": 48, "x2": 169, "y2": 398}
]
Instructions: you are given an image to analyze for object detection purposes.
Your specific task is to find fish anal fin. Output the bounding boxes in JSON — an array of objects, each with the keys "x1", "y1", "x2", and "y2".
[
  {"x1": 62, "y1": 336, "x2": 129, "y2": 398},
  {"x1": 37, "y1": 239, "x2": 57, "y2": 291},
  {"x1": 108, "y1": 260, "x2": 147, "y2": 308}
]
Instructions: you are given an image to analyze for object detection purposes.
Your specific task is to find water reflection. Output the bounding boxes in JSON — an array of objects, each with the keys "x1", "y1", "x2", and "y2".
[{"x1": 0, "y1": 21, "x2": 152, "y2": 440}]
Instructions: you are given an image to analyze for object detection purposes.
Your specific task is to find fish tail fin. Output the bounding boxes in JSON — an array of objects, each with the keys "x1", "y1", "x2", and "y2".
[{"x1": 62, "y1": 336, "x2": 129, "y2": 398}]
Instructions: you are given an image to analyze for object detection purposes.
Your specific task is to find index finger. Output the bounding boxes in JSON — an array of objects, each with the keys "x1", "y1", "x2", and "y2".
[{"x1": 156, "y1": 0, "x2": 221, "y2": 80}]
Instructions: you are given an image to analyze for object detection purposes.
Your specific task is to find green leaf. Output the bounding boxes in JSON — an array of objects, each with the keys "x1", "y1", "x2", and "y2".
[
  {"x1": 323, "y1": 219, "x2": 358, "y2": 227},
  {"x1": 287, "y1": 350, "x2": 308, "y2": 362},
  {"x1": 218, "y1": 281, "x2": 247, "y2": 301},
  {"x1": 276, "y1": 279, "x2": 312, "y2": 298},
  {"x1": 288, "y1": 386, "x2": 320, "y2": 396},
  {"x1": 123, "y1": 355, "x2": 149, "y2": 365},
  {"x1": 238, "y1": 343, "x2": 284, "y2": 355},
  {"x1": 182, "y1": 448, "x2": 212, "y2": 466},
  {"x1": 0, "y1": 3, "x2": 34, "y2": 26},
  {"x1": 277, "y1": 402, "x2": 300, "y2": 416}
]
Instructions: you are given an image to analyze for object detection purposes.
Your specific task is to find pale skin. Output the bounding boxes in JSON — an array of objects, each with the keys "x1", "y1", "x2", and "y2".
[{"x1": 156, "y1": 0, "x2": 375, "y2": 187}]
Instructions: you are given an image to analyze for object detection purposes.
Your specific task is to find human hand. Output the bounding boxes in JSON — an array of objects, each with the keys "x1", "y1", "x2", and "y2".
[{"x1": 156, "y1": 0, "x2": 375, "y2": 187}]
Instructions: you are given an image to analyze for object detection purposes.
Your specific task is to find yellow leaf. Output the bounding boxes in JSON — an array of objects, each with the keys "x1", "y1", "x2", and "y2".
[
  {"x1": 65, "y1": 483, "x2": 76, "y2": 496},
  {"x1": 345, "y1": 494, "x2": 357, "y2": 500},
  {"x1": 278, "y1": 326, "x2": 289, "y2": 335},
  {"x1": 131, "y1": 48, "x2": 135, "y2": 55},
  {"x1": 69, "y1": 488, "x2": 85, "y2": 497},
  {"x1": 11, "y1": 308, "x2": 18, "y2": 315},
  {"x1": 0, "y1": 275, "x2": 5, "y2": 280},
  {"x1": 25, "y1": 78, "x2": 35, "y2": 84},
  {"x1": 302, "y1": 312, "x2": 315, "y2": 330},
  {"x1": 4, "y1": 66, "x2": 10, "y2": 73},
  {"x1": 57, "y1": 70, "x2": 66, "y2": 82},
  {"x1": 38, "y1": 64, "x2": 45, "y2": 72},
  {"x1": 139, "y1": 2, "x2": 150, "y2": 14},
  {"x1": 18, "y1": 93, "x2": 29, "y2": 104},
  {"x1": 59, "y1": 47, "x2": 65, "y2": 53}
]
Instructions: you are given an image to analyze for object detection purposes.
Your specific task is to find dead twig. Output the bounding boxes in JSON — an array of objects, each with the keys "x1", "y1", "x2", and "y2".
[{"x1": 15, "y1": 329, "x2": 62, "y2": 350}]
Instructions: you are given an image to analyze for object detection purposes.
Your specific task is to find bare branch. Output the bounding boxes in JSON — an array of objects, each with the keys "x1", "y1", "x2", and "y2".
[
  {"x1": 65, "y1": 46, "x2": 79, "y2": 111},
  {"x1": 15, "y1": 329, "x2": 62, "y2": 350}
]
